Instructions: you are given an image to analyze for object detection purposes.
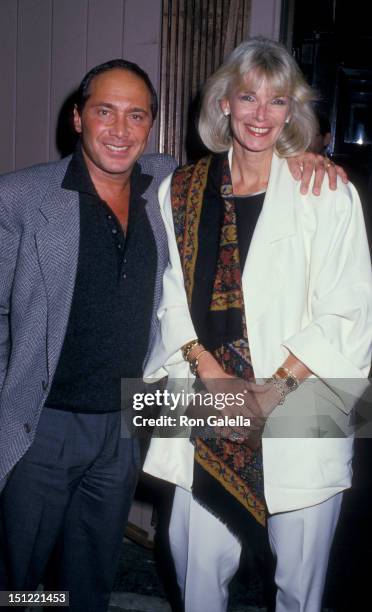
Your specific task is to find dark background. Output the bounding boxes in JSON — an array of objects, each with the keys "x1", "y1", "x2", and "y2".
[
  {"x1": 282, "y1": 3, "x2": 372, "y2": 610},
  {"x1": 286, "y1": 0, "x2": 372, "y2": 243}
]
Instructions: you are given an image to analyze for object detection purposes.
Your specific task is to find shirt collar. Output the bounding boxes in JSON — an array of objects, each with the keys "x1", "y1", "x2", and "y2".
[{"x1": 62, "y1": 141, "x2": 98, "y2": 196}]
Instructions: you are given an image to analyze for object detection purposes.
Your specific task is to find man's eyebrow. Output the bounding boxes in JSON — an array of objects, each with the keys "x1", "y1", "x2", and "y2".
[
  {"x1": 91, "y1": 102, "x2": 117, "y2": 109},
  {"x1": 128, "y1": 107, "x2": 149, "y2": 114},
  {"x1": 91, "y1": 102, "x2": 149, "y2": 114}
]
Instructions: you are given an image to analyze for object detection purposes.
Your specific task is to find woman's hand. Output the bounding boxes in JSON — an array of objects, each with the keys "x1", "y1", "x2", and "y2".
[
  {"x1": 191, "y1": 353, "x2": 289, "y2": 446},
  {"x1": 223, "y1": 381, "x2": 281, "y2": 449},
  {"x1": 195, "y1": 352, "x2": 281, "y2": 420},
  {"x1": 286, "y1": 152, "x2": 348, "y2": 195},
  {"x1": 244, "y1": 381, "x2": 280, "y2": 418},
  {"x1": 195, "y1": 351, "x2": 232, "y2": 381}
]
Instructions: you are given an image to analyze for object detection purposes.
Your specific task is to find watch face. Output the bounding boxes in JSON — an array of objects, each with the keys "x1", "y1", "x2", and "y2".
[{"x1": 286, "y1": 376, "x2": 298, "y2": 389}]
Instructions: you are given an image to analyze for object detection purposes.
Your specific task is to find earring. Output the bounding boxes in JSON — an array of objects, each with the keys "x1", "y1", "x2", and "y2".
[
  {"x1": 223, "y1": 109, "x2": 230, "y2": 116},
  {"x1": 285, "y1": 116, "x2": 290, "y2": 124}
]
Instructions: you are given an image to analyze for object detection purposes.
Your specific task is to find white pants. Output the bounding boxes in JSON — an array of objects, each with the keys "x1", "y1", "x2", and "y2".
[{"x1": 169, "y1": 486, "x2": 342, "y2": 612}]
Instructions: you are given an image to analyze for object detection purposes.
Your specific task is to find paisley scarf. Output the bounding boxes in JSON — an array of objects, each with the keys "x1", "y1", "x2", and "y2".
[{"x1": 170, "y1": 153, "x2": 266, "y2": 548}]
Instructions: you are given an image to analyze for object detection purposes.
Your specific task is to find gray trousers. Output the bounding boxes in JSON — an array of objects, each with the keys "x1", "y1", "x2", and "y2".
[{"x1": 0, "y1": 407, "x2": 140, "y2": 612}]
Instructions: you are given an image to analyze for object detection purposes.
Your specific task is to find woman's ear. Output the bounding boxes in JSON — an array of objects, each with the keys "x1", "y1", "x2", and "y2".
[{"x1": 220, "y1": 99, "x2": 230, "y2": 116}]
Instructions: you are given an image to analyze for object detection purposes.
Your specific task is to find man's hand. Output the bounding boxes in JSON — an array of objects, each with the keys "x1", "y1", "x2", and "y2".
[{"x1": 287, "y1": 152, "x2": 348, "y2": 195}]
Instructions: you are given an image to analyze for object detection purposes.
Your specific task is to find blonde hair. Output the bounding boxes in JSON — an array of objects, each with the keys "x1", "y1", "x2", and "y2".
[{"x1": 198, "y1": 37, "x2": 317, "y2": 157}]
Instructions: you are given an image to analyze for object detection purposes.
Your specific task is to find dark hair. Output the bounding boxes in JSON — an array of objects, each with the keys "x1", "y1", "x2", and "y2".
[{"x1": 75, "y1": 58, "x2": 158, "y2": 120}]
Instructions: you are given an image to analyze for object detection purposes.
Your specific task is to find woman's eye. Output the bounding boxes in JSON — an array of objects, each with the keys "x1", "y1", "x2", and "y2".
[{"x1": 272, "y1": 98, "x2": 287, "y2": 105}]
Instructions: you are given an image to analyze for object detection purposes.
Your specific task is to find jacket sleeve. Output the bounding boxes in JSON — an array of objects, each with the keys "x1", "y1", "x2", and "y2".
[
  {"x1": 0, "y1": 198, "x2": 20, "y2": 395},
  {"x1": 143, "y1": 173, "x2": 197, "y2": 379},
  {"x1": 282, "y1": 183, "x2": 372, "y2": 405}
]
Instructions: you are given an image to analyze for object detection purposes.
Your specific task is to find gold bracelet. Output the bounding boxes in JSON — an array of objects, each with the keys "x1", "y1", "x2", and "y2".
[
  {"x1": 181, "y1": 339, "x2": 200, "y2": 362},
  {"x1": 268, "y1": 377, "x2": 287, "y2": 405},
  {"x1": 189, "y1": 349, "x2": 208, "y2": 375}
]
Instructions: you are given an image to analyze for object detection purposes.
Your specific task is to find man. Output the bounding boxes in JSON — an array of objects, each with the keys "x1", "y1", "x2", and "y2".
[{"x1": 0, "y1": 59, "x2": 176, "y2": 611}]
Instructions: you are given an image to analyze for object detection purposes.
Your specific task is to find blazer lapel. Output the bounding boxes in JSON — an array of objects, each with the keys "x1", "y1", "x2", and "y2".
[
  {"x1": 142, "y1": 176, "x2": 169, "y2": 358},
  {"x1": 242, "y1": 154, "x2": 297, "y2": 328},
  {"x1": 35, "y1": 180, "x2": 80, "y2": 377}
]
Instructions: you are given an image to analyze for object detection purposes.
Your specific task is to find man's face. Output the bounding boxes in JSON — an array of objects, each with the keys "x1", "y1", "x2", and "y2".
[{"x1": 73, "y1": 68, "x2": 153, "y2": 182}]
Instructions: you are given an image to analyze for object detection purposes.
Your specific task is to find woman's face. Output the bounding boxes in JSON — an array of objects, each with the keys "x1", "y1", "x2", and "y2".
[{"x1": 222, "y1": 74, "x2": 291, "y2": 155}]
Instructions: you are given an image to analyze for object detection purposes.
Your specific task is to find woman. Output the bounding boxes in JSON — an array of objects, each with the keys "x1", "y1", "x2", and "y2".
[{"x1": 144, "y1": 37, "x2": 372, "y2": 612}]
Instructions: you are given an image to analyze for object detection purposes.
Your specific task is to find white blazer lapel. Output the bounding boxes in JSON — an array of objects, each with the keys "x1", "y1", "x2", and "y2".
[{"x1": 241, "y1": 154, "x2": 297, "y2": 328}]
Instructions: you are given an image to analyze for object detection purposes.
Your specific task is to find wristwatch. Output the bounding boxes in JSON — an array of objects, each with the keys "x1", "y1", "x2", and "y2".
[{"x1": 273, "y1": 366, "x2": 300, "y2": 392}]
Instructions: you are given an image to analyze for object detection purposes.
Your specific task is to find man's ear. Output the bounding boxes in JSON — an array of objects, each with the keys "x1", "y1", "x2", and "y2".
[{"x1": 73, "y1": 105, "x2": 82, "y2": 134}]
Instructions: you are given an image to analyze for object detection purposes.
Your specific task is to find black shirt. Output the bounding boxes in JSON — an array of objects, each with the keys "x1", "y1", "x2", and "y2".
[
  {"x1": 235, "y1": 192, "x2": 265, "y2": 270},
  {"x1": 46, "y1": 145, "x2": 157, "y2": 412}
]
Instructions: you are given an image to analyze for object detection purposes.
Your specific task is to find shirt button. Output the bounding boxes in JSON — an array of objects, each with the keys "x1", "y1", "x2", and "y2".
[
  {"x1": 123, "y1": 258, "x2": 127, "y2": 264},
  {"x1": 122, "y1": 273, "x2": 127, "y2": 279},
  {"x1": 117, "y1": 244, "x2": 122, "y2": 249},
  {"x1": 23, "y1": 423, "x2": 32, "y2": 434},
  {"x1": 107, "y1": 214, "x2": 112, "y2": 220},
  {"x1": 111, "y1": 228, "x2": 118, "y2": 235}
]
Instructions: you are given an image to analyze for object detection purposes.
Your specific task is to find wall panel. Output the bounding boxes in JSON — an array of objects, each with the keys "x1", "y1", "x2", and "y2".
[
  {"x1": 249, "y1": 0, "x2": 282, "y2": 39},
  {"x1": 16, "y1": 0, "x2": 52, "y2": 169},
  {"x1": 0, "y1": 0, "x2": 17, "y2": 173},
  {"x1": 87, "y1": 0, "x2": 125, "y2": 68},
  {"x1": 0, "y1": 0, "x2": 162, "y2": 173},
  {"x1": 122, "y1": 0, "x2": 163, "y2": 152},
  {"x1": 49, "y1": 0, "x2": 88, "y2": 160}
]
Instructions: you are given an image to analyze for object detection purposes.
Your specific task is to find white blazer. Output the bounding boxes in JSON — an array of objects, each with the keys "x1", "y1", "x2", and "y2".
[{"x1": 144, "y1": 153, "x2": 372, "y2": 515}]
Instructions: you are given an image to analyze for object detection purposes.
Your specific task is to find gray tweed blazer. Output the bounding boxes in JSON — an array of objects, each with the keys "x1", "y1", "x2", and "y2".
[{"x1": 0, "y1": 152, "x2": 177, "y2": 491}]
